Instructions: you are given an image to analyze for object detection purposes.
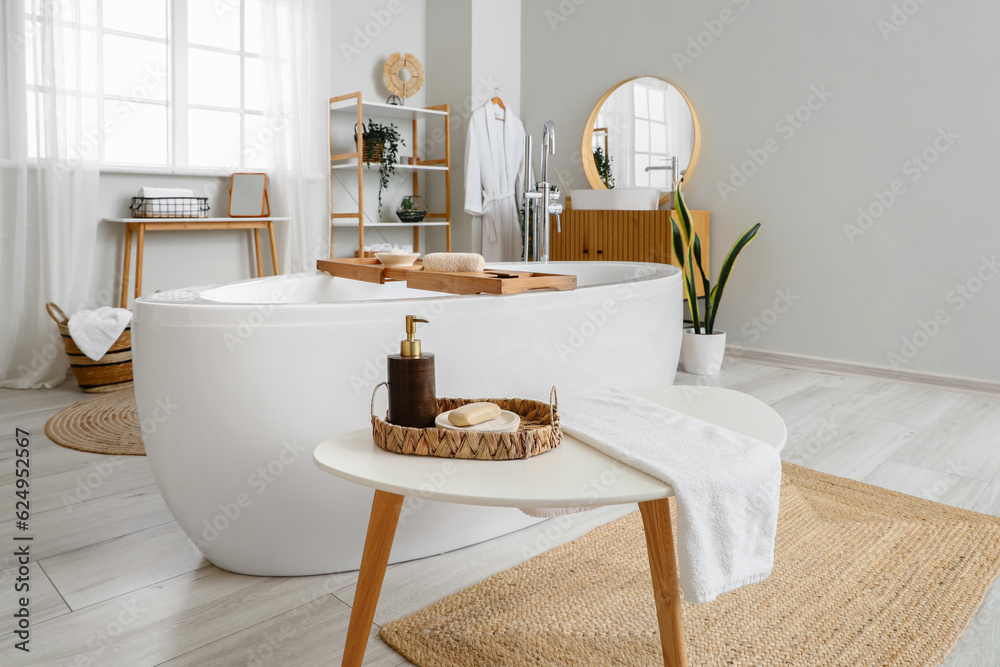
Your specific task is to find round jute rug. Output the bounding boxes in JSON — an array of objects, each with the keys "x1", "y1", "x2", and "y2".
[{"x1": 45, "y1": 390, "x2": 145, "y2": 456}]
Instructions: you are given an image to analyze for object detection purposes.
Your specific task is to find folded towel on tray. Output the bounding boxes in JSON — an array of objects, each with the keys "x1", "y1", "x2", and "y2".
[
  {"x1": 68, "y1": 307, "x2": 131, "y2": 361},
  {"x1": 556, "y1": 387, "x2": 782, "y2": 603}
]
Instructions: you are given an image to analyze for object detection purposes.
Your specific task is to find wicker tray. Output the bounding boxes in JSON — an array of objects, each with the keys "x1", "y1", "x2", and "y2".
[{"x1": 371, "y1": 385, "x2": 560, "y2": 460}]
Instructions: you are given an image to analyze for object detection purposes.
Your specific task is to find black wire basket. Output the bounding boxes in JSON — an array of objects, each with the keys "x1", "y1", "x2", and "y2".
[{"x1": 130, "y1": 197, "x2": 210, "y2": 218}]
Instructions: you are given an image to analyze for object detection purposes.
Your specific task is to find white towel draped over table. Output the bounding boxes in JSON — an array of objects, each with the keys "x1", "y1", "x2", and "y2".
[{"x1": 558, "y1": 388, "x2": 782, "y2": 604}]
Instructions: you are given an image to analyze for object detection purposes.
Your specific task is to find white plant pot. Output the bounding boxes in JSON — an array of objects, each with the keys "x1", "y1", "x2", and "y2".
[{"x1": 681, "y1": 328, "x2": 726, "y2": 375}]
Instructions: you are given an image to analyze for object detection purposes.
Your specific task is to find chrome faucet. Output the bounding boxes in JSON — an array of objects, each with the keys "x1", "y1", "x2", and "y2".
[
  {"x1": 523, "y1": 121, "x2": 563, "y2": 262},
  {"x1": 644, "y1": 155, "x2": 680, "y2": 194}
]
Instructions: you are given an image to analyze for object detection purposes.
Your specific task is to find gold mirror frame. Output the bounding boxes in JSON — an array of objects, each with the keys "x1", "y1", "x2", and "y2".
[{"x1": 581, "y1": 76, "x2": 701, "y2": 205}]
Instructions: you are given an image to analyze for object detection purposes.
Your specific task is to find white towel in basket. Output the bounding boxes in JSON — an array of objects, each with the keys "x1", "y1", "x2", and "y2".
[
  {"x1": 137, "y1": 187, "x2": 197, "y2": 215},
  {"x1": 68, "y1": 307, "x2": 131, "y2": 361}
]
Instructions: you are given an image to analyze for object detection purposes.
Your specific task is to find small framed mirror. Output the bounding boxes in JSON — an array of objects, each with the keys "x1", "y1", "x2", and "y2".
[
  {"x1": 581, "y1": 77, "x2": 701, "y2": 205},
  {"x1": 229, "y1": 173, "x2": 270, "y2": 217}
]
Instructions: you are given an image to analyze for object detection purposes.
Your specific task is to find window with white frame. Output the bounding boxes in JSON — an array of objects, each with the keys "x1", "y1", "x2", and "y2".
[
  {"x1": 632, "y1": 83, "x2": 669, "y2": 189},
  {"x1": 23, "y1": 0, "x2": 268, "y2": 170}
]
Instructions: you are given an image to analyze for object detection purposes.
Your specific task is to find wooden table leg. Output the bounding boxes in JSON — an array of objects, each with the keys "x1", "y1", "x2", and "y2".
[
  {"x1": 134, "y1": 224, "x2": 145, "y2": 300},
  {"x1": 267, "y1": 221, "x2": 279, "y2": 274},
  {"x1": 253, "y1": 228, "x2": 264, "y2": 277},
  {"x1": 639, "y1": 498, "x2": 689, "y2": 667},
  {"x1": 342, "y1": 490, "x2": 404, "y2": 667},
  {"x1": 120, "y1": 226, "x2": 133, "y2": 308}
]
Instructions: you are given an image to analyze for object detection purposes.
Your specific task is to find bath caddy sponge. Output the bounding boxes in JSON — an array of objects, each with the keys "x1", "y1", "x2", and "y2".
[{"x1": 422, "y1": 253, "x2": 485, "y2": 273}]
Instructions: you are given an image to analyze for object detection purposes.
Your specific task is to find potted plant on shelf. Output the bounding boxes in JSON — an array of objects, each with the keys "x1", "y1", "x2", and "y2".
[
  {"x1": 670, "y1": 186, "x2": 761, "y2": 375},
  {"x1": 357, "y1": 119, "x2": 404, "y2": 216},
  {"x1": 396, "y1": 195, "x2": 427, "y2": 223}
]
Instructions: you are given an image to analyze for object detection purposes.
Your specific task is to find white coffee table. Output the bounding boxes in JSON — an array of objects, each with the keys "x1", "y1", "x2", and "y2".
[{"x1": 314, "y1": 386, "x2": 786, "y2": 667}]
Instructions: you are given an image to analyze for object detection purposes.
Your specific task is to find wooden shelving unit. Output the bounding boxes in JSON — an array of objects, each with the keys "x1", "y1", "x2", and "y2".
[{"x1": 329, "y1": 93, "x2": 452, "y2": 258}]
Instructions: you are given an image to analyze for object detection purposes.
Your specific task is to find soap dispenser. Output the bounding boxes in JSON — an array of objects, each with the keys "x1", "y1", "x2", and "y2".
[{"x1": 387, "y1": 315, "x2": 437, "y2": 428}]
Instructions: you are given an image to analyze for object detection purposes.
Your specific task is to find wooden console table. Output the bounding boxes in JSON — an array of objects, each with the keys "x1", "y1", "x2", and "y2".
[{"x1": 105, "y1": 217, "x2": 290, "y2": 307}]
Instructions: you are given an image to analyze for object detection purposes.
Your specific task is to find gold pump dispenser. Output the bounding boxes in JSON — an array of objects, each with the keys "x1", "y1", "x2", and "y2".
[
  {"x1": 386, "y1": 315, "x2": 437, "y2": 428},
  {"x1": 400, "y1": 315, "x2": 427, "y2": 358}
]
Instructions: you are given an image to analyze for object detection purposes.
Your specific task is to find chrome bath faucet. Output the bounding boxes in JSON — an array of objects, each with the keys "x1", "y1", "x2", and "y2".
[{"x1": 523, "y1": 121, "x2": 563, "y2": 262}]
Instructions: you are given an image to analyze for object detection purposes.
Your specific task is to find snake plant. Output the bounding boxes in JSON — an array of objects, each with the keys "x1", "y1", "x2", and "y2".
[{"x1": 670, "y1": 186, "x2": 761, "y2": 335}]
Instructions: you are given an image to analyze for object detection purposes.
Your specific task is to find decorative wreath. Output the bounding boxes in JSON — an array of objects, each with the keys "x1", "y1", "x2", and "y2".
[{"x1": 383, "y1": 52, "x2": 424, "y2": 99}]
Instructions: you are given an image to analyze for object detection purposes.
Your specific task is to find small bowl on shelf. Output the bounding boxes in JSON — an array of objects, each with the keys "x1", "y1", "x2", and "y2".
[
  {"x1": 396, "y1": 195, "x2": 427, "y2": 223},
  {"x1": 375, "y1": 252, "x2": 420, "y2": 267}
]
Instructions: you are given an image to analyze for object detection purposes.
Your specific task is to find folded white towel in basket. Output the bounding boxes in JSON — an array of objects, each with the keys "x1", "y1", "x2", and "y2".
[
  {"x1": 137, "y1": 187, "x2": 198, "y2": 216},
  {"x1": 138, "y1": 187, "x2": 196, "y2": 198},
  {"x1": 68, "y1": 307, "x2": 131, "y2": 361},
  {"x1": 557, "y1": 387, "x2": 782, "y2": 604}
]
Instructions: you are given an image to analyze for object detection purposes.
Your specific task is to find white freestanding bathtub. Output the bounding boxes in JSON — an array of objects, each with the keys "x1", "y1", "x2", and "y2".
[{"x1": 132, "y1": 262, "x2": 682, "y2": 576}]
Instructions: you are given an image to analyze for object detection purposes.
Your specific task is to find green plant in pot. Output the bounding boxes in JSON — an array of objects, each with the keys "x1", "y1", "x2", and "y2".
[
  {"x1": 594, "y1": 146, "x2": 614, "y2": 189},
  {"x1": 396, "y1": 195, "x2": 427, "y2": 223},
  {"x1": 670, "y1": 185, "x2": 760, "y2": 375},
  {"x1": 358, "y1": 119, "x2": 404, "y2": 216}
]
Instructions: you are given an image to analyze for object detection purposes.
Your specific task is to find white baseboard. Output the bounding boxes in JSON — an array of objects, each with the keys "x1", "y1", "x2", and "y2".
[{"x1": 727, "y1": 346, "x2": 1000, "y2": 396}]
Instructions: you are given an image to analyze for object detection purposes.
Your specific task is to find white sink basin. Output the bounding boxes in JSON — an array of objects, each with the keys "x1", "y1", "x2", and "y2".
[{"x1": 570, "y1": 188, "x2": 664, "y2": 211}]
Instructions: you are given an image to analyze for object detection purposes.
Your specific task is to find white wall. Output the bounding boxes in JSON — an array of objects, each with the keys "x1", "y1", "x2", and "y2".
[
  {"x1": 520, "y1": 0, "x2": 1000, "y2": 382},
  {"x1": 426, "y1": 0, "x2": 521, "y2": 254}
]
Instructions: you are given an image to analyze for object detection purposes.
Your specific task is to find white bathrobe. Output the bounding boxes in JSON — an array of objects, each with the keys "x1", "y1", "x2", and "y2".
[{"x1": 464, "y1": 102, "x2": 526, "y2": 262}]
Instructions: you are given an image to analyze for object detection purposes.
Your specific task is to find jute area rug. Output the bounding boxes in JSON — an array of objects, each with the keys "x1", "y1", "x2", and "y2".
[
  {"x1": 381, "y1": 463, "x2": 1000, "y2": 667},
  {"x1": 45, "y1": 390, "x2": 145, "y2": 456}
]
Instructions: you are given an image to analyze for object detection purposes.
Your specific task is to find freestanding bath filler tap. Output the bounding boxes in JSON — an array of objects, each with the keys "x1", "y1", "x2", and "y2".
[{"x1": 523, "y1": 121, "x2": 563, "y2": 262}]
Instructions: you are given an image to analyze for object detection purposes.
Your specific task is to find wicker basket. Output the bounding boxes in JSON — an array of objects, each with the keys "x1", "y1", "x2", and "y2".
[
  {"x1": 371, "y1": 385, "x2": 560, "y2": 460},
  {"x1": 355, "y1": 124, "x2": 385, "y2": 165},
  {"x1": 46, "y1": 303, "x2": 133, "y2": 393}
]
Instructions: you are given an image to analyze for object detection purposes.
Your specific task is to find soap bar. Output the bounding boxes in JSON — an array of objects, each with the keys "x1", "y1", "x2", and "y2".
[{"x1": 448, "y1": 402, "x2": 502, "y2": 427}]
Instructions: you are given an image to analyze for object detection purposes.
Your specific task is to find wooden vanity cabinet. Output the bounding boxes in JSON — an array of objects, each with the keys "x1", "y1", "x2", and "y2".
[{"x1": 549, "y1": 208, "x2": 711, "y2": 295}]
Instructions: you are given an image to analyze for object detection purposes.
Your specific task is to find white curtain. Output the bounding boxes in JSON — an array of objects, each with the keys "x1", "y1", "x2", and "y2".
[
  {"x1": 1, "y1": 2, "x2": 100, "y2": 389},
  {"x1": 257, "y1": 0, "x2": 331, "y2": 273}
]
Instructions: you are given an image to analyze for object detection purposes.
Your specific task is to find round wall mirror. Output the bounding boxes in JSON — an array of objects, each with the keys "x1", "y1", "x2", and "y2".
[{"x1": 581, "y1": 76, "x2": 700, "y2": 201}]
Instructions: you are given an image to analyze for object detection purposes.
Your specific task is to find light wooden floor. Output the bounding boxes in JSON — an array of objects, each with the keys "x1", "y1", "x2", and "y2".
[{"x1": 2, "y1": 359, "x2": 999, "y2": 666}]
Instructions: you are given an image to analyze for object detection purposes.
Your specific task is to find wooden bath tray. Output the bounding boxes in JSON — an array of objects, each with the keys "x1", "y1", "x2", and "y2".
[{"x1": 316, "y1": 258, "x2": 576, "y2": 295}]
